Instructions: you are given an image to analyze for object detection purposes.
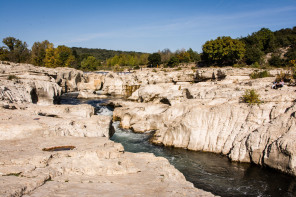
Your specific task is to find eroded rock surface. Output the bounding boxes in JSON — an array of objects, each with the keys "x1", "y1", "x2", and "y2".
[
  {"x1": 112, "y1": 67, "x2": 296, "y2": 176},
  {"x1": 0, "y1": 137, "x2": 214, "y2": 197}
]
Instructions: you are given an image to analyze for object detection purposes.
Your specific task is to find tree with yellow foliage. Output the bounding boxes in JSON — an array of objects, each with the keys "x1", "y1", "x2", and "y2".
[{"x1": 44, "y1": 45, "x2": 75, "y2": 68}]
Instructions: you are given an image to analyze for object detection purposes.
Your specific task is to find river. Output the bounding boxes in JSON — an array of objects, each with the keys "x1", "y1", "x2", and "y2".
[{"x1": 60, "y1": 93, "x2": 296, "y2": 197}]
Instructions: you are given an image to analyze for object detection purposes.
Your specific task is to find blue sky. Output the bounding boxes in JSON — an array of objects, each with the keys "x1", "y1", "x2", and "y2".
[{"x1": 0, "y1": 0, "x2": 295, "y2": 53}]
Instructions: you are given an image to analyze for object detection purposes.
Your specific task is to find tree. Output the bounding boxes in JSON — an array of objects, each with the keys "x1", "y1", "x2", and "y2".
[
  {"x1": 243, "y1": 28, "x2": 276, "y2": 53},
  {"x1": 55, "y1": 45, "x2": 75, "y2": 67},
  {"x1": 2, "y1": 37, "x2": 30, "y2": 63},
  {"x1": 268, "y1": 54, "x2": 285, "y2": 67},
  {"x1": 139, "y1": 54, "x2": 148, "y2": 65},
  {"x1": 31, "y1": 40, "x2": 52, "y2": 66},
  {"x1": 0, "y1": 47, "x2": 9, "y2": 61},
  {"x1": 159, "y1": 48, "x2": 172, "y2": 63},
  {"x1": 167, "y1": 56, "x2": 179, "y2": 67},
  {"x1": 187, "y1": 48, "x2": 200, "y2": 62},
  {"x1": 44, "y1": 43, "x2": 56, "y2": 68},
  {"x1": 148, "y1": 53, "x2": 161, "y2": 67},
  {"x1": 81, "y1": 56, "x2": 100, "y2": 71},
  {"x1": 202, "y1": 36, "x2": 245, "y2": 66},
  {"x1": 176, "y1": 50, "x2": 190, "y2": 63},
  {"x1": 244, "y1": 46, "x2": 264, "y2": 65}
]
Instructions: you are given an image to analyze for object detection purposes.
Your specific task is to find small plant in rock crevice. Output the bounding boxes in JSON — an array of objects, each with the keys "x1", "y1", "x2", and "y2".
[
  {"x1": 7, "y1": 75, "x2": 18, "y2": 80},
  {"x1": 249, "y1": 70, "x2": 272, "y2": 79},
  {"x1": 241, "y1": 89, "x2": 262, "y2": 105}
]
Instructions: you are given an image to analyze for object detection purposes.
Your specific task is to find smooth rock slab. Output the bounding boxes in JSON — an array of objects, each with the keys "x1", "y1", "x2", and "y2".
[{"x1": 0, "y1": 137, "x2": 215, "y2": 197}]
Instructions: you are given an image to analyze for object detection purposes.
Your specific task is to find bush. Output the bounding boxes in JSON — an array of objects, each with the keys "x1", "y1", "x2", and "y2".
[
  {"x1": 249, "y1": 70, "x2": 272, "y2": 79},
  {"x1": 268, "y1": 55, "x2": 285, "y2": 67},
  {"x1": 250, "y1": 62, "x2": 260, "y2": 68},
  {"x1": 7, "y1": 75, "x2": 18, "y2": 80},
  {"x1": 217, "y1": 69, "x2": 226, "y2": 80},
  {"x1": 167, "y1": 56, "x2": 179, "y2": 67},
  {"x1": 241, "y1": 89, "x2": 261, "y2": 105},
  {"x1": 275, "y1": 71, "x2": 292, "y2": 82}
]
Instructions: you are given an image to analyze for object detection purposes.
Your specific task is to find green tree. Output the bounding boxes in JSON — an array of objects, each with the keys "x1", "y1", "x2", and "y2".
[
  {"x1": 31, "y1": 40, "x2": 52, "y2": 66},
  {"x1": 202, "y1": 36, "x2": 245, "y2": 66},
  {"x1": 187, "y1": 48, "x2": 200, "y2": 62},
  {"x1": 148, "y1": 53, "x2": 161, "y2": 67},
  {"x1": 268, "y1": 54, "x2": 285, "y2": 67},
  {"x1": 2, "y1": 37, "x2": 30, "y2": 63},
  {"x1": 167, "y1": 56, "x2": 179, "y2": 67},
  {"x1": 55, "y1": 45, "x2": 75, "y2": 67},
  {"x1": 244, "y1": 46, "x2": 264, "y2": 65},
  {"x1": 111, "y1": 55, "x2": 120, "y2": 66},
  {"x1": 139, "y1": 54, "x2": 148, "y2": 65},
  {"x1": 0, "y1": 47, "x2": 9, "y2": 61},
  {"x1": 81, "y1": 56, "x2": 100, "y2": 71},
  {"x1": 243, "y1": 28, "x2": 276, "y2": 53}
]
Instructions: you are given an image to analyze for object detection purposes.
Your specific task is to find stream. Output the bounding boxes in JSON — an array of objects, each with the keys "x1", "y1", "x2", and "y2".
[{"x1": 60, "y1": 93, "x2": 296, "y2": 197}]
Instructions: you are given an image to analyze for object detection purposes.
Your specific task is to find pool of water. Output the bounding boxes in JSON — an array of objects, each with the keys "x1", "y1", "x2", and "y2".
[{"x1": 60, "y1": 95, "x2": 296, "y2": 197}]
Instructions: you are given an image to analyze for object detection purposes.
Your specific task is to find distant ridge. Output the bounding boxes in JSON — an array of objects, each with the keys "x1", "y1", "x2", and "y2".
[{"x1": 71, "y1": 47, "x2": 148, "y2": 61}]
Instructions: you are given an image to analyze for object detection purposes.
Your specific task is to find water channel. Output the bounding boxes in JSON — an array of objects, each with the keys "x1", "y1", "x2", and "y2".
[{"x1": 60, "y1": 93, "x2": 296, "y2": 197}]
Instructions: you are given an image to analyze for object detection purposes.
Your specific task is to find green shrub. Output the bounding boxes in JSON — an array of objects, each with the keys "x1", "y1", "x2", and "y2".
[
  {"x1": 250, "y1": 62, "x2": 260, "y2": 68},
  {"x1": 268, "y1": 54, "x2": 285, "y2": 67},
  {"x1": 249, "y1": 70, "x2": 272, "y2": 79},
  {"x1": 7, "y1": 75, "x2": 18, "y2": 80},
  {"x1": 241, "y1": 89, "x2": 261, "y2": 105}
]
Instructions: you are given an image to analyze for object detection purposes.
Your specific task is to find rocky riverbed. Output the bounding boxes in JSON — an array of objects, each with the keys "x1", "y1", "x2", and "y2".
[
  {"x1": 1, "y1": 61, "x2": 296, "y2": 196},
  {"x1": 0, "y1": 62, "x2": 214, "y2": 196}
]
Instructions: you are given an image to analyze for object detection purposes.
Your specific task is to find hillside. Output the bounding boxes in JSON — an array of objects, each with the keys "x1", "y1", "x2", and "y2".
[{"x1": 71, "y1": 47, "x2": 148, "y2": 61}]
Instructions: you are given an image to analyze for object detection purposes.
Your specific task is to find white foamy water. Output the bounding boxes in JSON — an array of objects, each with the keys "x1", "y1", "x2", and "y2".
[{"x1": 97, "y1": 106, "x2": 113, "y2": 116}]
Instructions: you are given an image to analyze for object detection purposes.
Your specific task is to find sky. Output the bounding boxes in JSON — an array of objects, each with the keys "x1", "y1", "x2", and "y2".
[{"x1": 0, "y1": 0, "x2": 296, "y2": 53}]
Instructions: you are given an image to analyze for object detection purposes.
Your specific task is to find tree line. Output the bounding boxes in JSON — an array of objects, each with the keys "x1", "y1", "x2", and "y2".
[
  {"x1": 0, "y1": 38, "x2": 147, "y2": 71},
  {"x1": 1, "y1": 26, "x2": 295, "y2": 70},
  {"x1": 200, "y1": 27, "x2": 296, "y2": 67}
]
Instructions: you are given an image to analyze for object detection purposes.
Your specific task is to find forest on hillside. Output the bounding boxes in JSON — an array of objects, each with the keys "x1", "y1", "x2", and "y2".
[{"x1": 0, "y1": 26, "x2": 295, "y2": 71}]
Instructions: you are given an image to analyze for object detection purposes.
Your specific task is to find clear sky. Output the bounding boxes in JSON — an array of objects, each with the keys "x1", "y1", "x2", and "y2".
[{"x1": 0, "y1": 0, "x2": 295, "y2": 53}]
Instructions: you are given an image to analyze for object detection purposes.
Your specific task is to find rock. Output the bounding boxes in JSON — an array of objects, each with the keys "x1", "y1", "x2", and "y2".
[
  {"x1": 54, "y1": 68, "x2": 83, "y2": 93},
  {"x1": 0, "y1": 78, "x2": 61, "y2": 105},
  {"x1": 77, "y1": 90, "x2": 108, "y2": 99},
  {"x1": 0, "y1": 104, "x2": 113, "y2": 140},
  {"x1": 77, "y1": 73, "x2": 103, "y2": 91},
  {"x1": 243, "y1": 104, "x2": 296, "y2": 176},
  {"x1": 113, "y1": 68, "x2": 296, "y2": 176},
  {"x1": 0, "y1": 137, "x2": 214, "y2": 197},
  {"x1": 129, "y1": 83, "x2": 193, "y2": 105},
  {"x1": 113, "y1": 103, "x2": 170, "y2": 133}
]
